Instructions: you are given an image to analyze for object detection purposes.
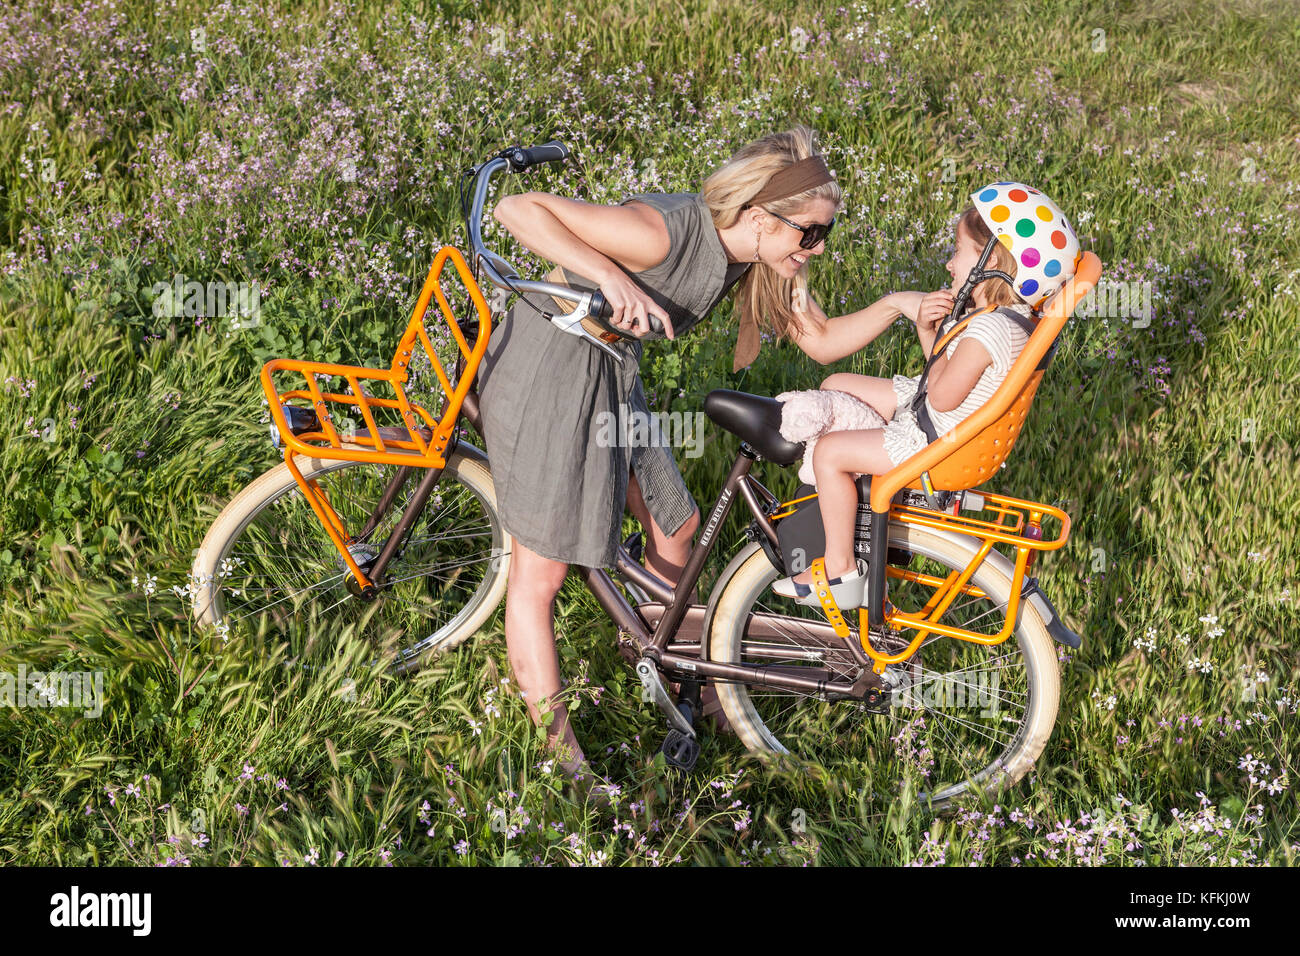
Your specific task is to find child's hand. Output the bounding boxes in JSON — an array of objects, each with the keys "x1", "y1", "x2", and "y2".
[
  {"x1": 917, "y1": 290, "x2": 956, "y2": 333},
  {"x1": 889, "y1": 291, "x2": 925, "y2": 323}
]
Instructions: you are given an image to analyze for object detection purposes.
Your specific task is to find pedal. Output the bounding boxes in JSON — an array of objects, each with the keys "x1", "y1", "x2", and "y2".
[{"x1": 661, "y1": 726, "x2": 701, "y2": 773}]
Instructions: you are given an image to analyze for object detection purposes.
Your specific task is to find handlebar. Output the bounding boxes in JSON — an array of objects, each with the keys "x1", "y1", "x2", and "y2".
[
  {"x1": 502, "y1": 141, "x2": 571, "y2": 171},
  {"x1": 462, "y1": 142, "x2": 664, "y2": 361}
]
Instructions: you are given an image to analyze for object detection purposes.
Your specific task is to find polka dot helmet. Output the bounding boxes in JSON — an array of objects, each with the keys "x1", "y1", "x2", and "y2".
[{"x1": 970, "y1": 182, "x2": 1080, "y2": 306}]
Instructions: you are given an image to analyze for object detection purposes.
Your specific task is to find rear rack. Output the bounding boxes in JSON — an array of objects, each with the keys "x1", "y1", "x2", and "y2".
[
  {"x1": 874, "y1": 490, "x2": 1069, "y2": 665},
  {"x1": 773, "y1": 488, "x2": 1070, "y2": 667}
]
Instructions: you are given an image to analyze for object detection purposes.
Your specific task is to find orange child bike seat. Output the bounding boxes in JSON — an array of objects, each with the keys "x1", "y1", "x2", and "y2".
[{"x1": 873, "y1": 251, "x2": 1103, "y2": 513}]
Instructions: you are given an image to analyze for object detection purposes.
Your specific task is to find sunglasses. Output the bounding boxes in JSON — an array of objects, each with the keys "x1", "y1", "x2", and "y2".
[{"x1": 763, "y1": 207, "x2": 837, "y2": 250}]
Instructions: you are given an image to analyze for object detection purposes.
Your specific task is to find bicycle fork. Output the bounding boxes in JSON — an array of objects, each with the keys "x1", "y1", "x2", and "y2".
[{"x1": 335, "y1": 394, "x2": 476, "y2": 597}]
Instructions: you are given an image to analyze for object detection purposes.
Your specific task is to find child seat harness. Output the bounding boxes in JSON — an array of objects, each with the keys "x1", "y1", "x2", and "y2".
[{"x1": 909, "y1": 304, "x2": 1057, "y2": 445}]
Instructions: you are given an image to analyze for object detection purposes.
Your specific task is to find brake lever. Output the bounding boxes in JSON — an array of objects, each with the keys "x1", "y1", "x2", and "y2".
[{"x1": 547, "y1": 291, "x2": 625, "y2": 363}]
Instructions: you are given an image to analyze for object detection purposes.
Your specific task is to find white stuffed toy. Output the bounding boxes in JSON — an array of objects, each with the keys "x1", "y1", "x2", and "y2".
[{"x1": 775, "y1": 389, "x2": 888, "y2": 487}]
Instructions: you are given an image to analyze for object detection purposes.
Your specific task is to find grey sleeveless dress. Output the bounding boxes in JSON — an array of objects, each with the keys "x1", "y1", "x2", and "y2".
[{"x1": 475, "y1": 192, "x2": 750, "y2": 569}]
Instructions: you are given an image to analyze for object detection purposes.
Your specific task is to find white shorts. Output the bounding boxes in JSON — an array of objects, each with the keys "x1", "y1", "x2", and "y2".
[{"x1": 881, "y1": 375, "x2": 931, "y2": 467}]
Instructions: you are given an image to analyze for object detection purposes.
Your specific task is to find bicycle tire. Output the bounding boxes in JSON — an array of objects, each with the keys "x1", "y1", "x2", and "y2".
[
  {"x1": 191, "y1": 444, "x2": 509, "y2": 674},
  {"x1": 706, "y1": 523, "x2": 1060, "y2": 811}
]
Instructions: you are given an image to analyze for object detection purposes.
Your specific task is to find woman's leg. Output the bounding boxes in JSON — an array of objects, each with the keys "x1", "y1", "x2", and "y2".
[
  {"x1": 502, "y1": 536, "x2": 586, "y2": 772},
  {"x1": 811, "y1": 429, "x2": 895, "y2": 579},
  {"x1": 625, "y1": 470, "x2": 731, "y2": 729},
  {"x1": 820, "y1": 372, "x2": 899, "y2": 421},
  {"x1": 626, "y1": 469, "x2": 701, "y2": 594}
]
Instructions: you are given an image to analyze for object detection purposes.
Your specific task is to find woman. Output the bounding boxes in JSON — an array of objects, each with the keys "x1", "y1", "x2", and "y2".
[{"x1": 477, "y1": 124, "x2": 908, "y2": 777}]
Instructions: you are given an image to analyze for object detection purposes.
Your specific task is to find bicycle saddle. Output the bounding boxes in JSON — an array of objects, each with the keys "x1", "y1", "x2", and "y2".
[{"x1": 703, "y1": 389, "x2": 804, "y2": 464}]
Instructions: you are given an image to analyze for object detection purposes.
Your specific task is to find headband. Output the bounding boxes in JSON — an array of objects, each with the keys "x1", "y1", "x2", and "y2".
[{"x1": 748, "y1": 155, "x2": 834, "y2": 205}]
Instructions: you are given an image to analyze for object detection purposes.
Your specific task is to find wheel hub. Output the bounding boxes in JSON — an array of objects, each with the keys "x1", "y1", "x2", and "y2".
[{"x1": 338, "y1": 542, "x2": 380, "y2": 599}]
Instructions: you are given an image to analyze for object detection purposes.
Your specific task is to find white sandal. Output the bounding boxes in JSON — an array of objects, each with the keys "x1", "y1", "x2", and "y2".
[
  {"x1": 774, "y1": 559, "x2": 868, "y2": 609},
  {"x1": 803, "y1": 558, "x2": 868, "y2": 609},
  {"x1": 772, "y1": 574, "x2": 814, "y2": 599}
]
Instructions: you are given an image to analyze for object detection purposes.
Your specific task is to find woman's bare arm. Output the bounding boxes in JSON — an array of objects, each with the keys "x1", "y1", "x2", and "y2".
[
  {"x1": 786, "y1": 292, "x2": 919, "y2": 365},
  {"x1": 494, "y1": 193, "x2": 674, "y2": 336}
]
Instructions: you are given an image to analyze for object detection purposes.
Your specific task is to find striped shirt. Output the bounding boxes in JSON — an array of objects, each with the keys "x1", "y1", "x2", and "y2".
[{"x1": 925, "y1": 304, "x2": 1034, "y2": 436}]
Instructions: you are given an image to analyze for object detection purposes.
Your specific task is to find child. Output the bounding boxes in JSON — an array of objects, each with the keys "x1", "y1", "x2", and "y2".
[{"x1": 773, "y1": 182, "x2": 1081, "y2": 608}]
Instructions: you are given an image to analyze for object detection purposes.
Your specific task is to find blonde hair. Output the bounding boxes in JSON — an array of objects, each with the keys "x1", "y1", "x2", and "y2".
[
  {"x1": 957, "y1": 207, "x2": 1021, "y2": 309},
  {"x1": 701, "y1": 125, "x2": 842, "y2": 342}
]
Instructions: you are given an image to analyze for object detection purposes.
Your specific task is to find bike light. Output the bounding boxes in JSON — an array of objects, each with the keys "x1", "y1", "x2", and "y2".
[{"x1": 270, "y1": 404, "x2": 321, "y2": 449}]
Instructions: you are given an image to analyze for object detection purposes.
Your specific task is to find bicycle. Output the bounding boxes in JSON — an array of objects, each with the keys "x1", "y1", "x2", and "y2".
[{"x1": 191, "y1": 141, "x2": 1103, "y2": 810}]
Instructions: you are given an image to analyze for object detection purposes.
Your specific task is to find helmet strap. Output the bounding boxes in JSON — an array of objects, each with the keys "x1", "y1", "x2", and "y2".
[{"x1": 951, "y1": 235, "x2": 1015, "y2": 322}]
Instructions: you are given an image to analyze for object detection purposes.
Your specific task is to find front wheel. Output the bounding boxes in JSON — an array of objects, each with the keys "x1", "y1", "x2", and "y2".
[
  {"x1": 707, "y1": 523, "x2": 1060, "y2": 811},
  {"x1": 191, "y1": 444, "x2": 509, "y2": 673}
]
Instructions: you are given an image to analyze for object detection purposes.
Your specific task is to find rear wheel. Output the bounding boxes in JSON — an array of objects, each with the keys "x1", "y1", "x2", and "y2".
[
  {"x1": 707, "y1": 524, "x2": 1060, "y2": 811},
  {"x1": 191, "y1": 445, "x2": 508, "y2": 672}
]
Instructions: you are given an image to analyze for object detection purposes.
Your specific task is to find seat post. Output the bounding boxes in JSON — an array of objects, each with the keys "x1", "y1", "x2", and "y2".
[
  {"x1": 866, "y1": 508, "x2": 890, "y2": 629},
  {"x1": 646, "y1": 443, "x2": 757, "y2": 654}
]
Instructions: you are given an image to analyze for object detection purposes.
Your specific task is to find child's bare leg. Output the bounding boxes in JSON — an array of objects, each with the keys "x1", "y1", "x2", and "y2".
[
  {"x1": 811, "y1": 430, "x2": 896, "y2": 579},
  {"x1": 820, "y1": 372, "x2": 899, "y2": 420}
]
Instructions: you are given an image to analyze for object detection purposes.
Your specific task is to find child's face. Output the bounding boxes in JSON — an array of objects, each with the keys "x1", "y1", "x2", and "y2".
[{"x1": 944, "y1": 219, "x2": 985, "y2": 295}]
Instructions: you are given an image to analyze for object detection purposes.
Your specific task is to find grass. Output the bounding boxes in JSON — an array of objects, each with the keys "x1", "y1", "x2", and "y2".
[{"x1": 0, "y1": 0, "x2": 1297, "y2": 865}]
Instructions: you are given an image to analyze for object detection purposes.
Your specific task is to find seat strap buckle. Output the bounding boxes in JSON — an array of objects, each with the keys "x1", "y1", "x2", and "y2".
[{"x1": 920, "y1": 470, "x2": 946, "y2": 512}]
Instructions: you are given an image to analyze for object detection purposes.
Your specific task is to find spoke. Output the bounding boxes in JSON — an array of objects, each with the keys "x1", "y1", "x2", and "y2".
[
  {"x1": 402, "y1": 525, "x2": 495, "y2": 546},
  {"x1": 898, "y1": 703, "x2": 1018, "y2": 748},
  {"x1": 904, "y1": 658, "x2": 1034, "y2": 712},
  {"x1": 227, "y1": 570, "x2": 349, "y2": 620},
  {"x1": 926, "y1": 715, "x2": 988, "y2": 788}
]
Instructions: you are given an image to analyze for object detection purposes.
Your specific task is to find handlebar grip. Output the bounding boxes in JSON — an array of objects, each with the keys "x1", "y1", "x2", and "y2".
[
  {"x1": 588, "y1": 291, "x2": 665, "y2": 337},
  {"x1": 588, "y1": 290, "x2": 614, "y2": 321},
  {"x1": 504, "y1": 140, "x2": 570, "y2": 172}
]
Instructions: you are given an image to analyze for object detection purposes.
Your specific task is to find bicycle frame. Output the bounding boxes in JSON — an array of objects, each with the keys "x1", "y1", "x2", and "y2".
[
  {"x1": 461, "y1": 386, "x2": 888, "y2": 700},
  {"x1": 260, "y1": 252, "x2": 875, "y2": 698}
]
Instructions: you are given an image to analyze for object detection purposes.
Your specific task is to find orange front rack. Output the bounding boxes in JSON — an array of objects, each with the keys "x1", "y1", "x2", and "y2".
[
  {"x1": 262, "y1": 245, "x2": 490, "y2": 468},
  {"x1": 259, "y1": 245, "x2": 492, "y2": 590}
]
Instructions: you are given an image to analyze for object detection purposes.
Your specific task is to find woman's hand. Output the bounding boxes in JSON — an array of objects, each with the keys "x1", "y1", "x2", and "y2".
[
  {"x1": 597, "y1": 267, "x2": 675, "y2": 339},
  {"x1": 916, "y1": 290, "x2": 955, "y2": 334},
  {"x1": 889, "y1": 291, "x2": 925, "y2": 324}
]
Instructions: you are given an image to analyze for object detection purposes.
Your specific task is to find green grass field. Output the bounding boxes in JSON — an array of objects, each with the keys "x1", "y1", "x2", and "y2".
[{"x1": 1, "y1": 0, "x2": 1296, "y2": 865}]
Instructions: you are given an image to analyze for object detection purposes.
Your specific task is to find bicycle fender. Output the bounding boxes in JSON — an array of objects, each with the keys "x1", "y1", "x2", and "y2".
[
  {"x1": 700, "y1": 541, "x2": 768, "y2": 666},
  {"x1": 1019, "y1": 579, "x2": 1083, "y2": 648},
  {"x1": 450, "y1": 441, "x2": 489, "y2": 468}
]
